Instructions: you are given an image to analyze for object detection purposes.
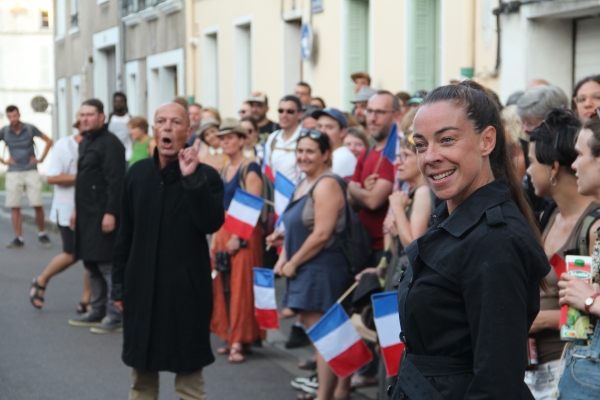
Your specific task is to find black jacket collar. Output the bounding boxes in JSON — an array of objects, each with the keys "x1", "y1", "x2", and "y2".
[{"x1": 434, "y1": 177, "x2": 511, "y2": 238}]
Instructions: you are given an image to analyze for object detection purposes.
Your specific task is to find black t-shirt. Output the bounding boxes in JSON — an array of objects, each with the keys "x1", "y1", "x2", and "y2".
[{"x1": 258, "y1": 120, "x2": 279, "y2": 135}]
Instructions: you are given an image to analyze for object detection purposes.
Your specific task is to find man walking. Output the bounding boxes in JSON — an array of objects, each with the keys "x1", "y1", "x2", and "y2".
[
  {"x1": 112, "y1": 102, "x2": 224, "y2": 399},
  {"x1": 68, "y1": 99, "x2": 126, "y2": 334},
  {"x1": 0, "y1": 105, "x2": 53, "y2": 248},
  {"x1": 107, "y1": 92, "x2": 132, "y2": 162}
]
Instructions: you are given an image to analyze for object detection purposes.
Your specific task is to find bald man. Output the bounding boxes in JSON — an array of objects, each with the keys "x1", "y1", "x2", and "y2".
[{"x1": 111, "y1": 103, "x2": 224, "y2": 399}]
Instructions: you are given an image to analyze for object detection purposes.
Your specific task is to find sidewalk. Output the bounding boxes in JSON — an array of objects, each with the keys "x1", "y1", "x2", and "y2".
[{"x1": 0, "y1": 190, "x2": 379, "y2": 399}]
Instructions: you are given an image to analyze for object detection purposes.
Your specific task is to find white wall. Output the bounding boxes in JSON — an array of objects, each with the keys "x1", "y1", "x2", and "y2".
[
  {"x1": 233, "y1": 16, "x2": 253, "y2": 111},
  {"x1": 203, "y1": 27, "x2": 219, "y2": 109}
]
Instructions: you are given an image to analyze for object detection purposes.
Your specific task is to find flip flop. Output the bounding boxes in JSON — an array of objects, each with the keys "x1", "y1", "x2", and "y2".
[
  {"x1": 228, "y1": 345, "x2": 245, "y2": 363},
  {"x1": 29, "y1": 278, "x2": 45, "y2": 310}
]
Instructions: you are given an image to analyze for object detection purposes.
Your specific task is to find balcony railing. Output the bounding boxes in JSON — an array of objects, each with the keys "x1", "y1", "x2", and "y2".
[{"x1": 122, "y1": 0, "x2": 167, "y2": 16}]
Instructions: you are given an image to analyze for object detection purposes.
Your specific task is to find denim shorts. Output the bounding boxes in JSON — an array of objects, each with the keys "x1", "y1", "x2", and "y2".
[{"x1": 557, "y1": 323, "x2": 600, "y2": 400}]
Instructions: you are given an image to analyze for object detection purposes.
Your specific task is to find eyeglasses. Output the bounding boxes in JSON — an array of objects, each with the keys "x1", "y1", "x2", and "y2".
[
  {"x1": 364, "y1": 109, "x2": 395, "y2": 117},
  {"x1": 574, "y1": 93, "x2": 600, "y2": 104},
  {"x1": 278, "y1": 108, "x2": 298, "y2": 115},
  {"x1": 299, "y1": 129, "x2": 323, "y2": 139}
]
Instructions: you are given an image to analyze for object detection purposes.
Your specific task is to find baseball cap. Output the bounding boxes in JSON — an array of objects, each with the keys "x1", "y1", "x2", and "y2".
[
  {"x1": 351, "y1": 86, "x2": 377, "y2": 104},
  {"x1": 247, "y1": 91, "x2": 268, "y2": 105},
  {"x1": 216, "y1": 117, "x2": 248, "y2": 137},
  {"x1": 351, "y1": 72, "x2": 371, "y2": 84},
  {"x1": 311, "y1": 107, "x2": 348, "y2": 129}
]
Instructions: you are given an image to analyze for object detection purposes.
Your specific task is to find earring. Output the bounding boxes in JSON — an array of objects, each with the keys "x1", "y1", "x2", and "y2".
[{"x1": 550, "y1": 176, "x2": 557, "y2": 186}]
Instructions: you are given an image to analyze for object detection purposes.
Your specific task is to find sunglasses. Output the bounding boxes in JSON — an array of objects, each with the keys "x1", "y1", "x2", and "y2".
[
  {"x1": 299, "y1": 129, "x2": 323, "y2": 139},
  {"x1": 278, "y1": 108, "x2": 298, "y2": 115}
]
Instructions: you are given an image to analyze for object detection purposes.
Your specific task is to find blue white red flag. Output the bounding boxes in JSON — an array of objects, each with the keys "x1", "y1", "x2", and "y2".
[
  {"x1": 372, "y1": 291, "x2": 405, "y2": 377},
  {"x1": 262, "y1": 148, "x2": 275, "y2": 183},
  {"x1": 307, "y1": 303, "x2": 372, "y2": 378},
  {"x1": 274, "y1": 172, "x2": 295, "y2": 221},
  {"x1": 253, "y1": 268, "x2": 279, "y2": 330},
  {"x1": 381, "y1": 123, "x2": 399, "y2": 164},
  {"x1": 223, "y1": 188, "x2": 265, "y2": 240}
]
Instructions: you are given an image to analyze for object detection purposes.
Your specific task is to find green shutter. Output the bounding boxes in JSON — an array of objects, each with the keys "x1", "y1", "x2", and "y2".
[
  {"x1": 409, "y1": 0, "x2": 438, "y2": 92},
  {"x1": 346, "y1": 0, "x2": 369, "y2": 109}
]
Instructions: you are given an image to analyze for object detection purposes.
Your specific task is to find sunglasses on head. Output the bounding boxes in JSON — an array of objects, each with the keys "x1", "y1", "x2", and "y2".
[
  {"x1": 299, "y1": 129, "x2": 323, "y2": 139},
  {"x1": 278, "y1": 108, "x2": 298, "y2": 115}
]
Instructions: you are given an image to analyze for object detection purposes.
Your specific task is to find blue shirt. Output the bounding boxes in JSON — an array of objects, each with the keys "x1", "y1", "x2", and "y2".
[{"x1": 223, "y1": 162, "x2": 261, "y2": 210}]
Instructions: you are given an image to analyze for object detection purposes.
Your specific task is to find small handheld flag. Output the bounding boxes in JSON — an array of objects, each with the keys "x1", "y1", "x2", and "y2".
[
  {"x1": 263, "y1": 146, "x2": 275, "y2": 183},
  {"x1": 223, "y1": 188, "x2": 265, "y2": 240},
  {"x1": 372, "y1": 291, "x2": 404, "y2": 377},
  {"x1": 381, "y1": 123, "x2": 399, "y2": 165},
  {"x1": 307, "y1": 303, "x2": 372, "y2": 378},
  {"x1": 274, "y1": 172, "x2": 295, "y2": 221},
  {"x1": 253, "y1": 268, "x2": 279, "y2": 330}
]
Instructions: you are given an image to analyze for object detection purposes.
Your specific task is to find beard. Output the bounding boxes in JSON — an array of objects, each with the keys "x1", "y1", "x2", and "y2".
[{"x1": 253, "y1": 112, "x2": 267, "y2": 122}]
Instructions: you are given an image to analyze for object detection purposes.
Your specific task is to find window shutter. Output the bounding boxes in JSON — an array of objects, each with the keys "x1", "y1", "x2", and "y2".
[
  {"x1": 574, "y1": 17, "x2": 600, "y2": 83},
  {"x1": 346, "y1": 0, "x2": 369, "y2": 109},
  {"x1": 409, "y1": 0, "x2": 437, "y2": 92}
]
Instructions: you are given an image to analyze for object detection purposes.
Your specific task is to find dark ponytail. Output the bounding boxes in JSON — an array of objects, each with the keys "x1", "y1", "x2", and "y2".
[{"x1": 420, "y1": 81, "x2": 541, "y2": 244}]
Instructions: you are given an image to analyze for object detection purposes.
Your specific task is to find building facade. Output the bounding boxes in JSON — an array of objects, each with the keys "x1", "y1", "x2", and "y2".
[
  {"x1": 190, "y1": 0, "x2": 500, "y2": 119},
  {"x1": 498, "y1": 0, "x2": 600, "y2": 101},
  {"x1": 0, "y1": 0, "x2": 54, "y2": 172}
]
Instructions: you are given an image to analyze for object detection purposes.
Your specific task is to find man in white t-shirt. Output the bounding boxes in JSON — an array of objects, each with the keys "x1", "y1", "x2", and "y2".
[
  {"x1": 264, "y1": 95, "x2": 303, "y2": 182},
  {"x1": 107, "y1": 92, "x2": 132, "y2": 162},
  {"x1": 313, "y1": 107, "x2": 357, "y2": 180},
  {"x1": 29, "y1": 120, "x2": 89, "y2": 311}
]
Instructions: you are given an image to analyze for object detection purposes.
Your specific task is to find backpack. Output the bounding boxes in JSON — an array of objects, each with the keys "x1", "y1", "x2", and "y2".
[{"x1": 308, "y1": 173, "x2": 373, "y2": 275}]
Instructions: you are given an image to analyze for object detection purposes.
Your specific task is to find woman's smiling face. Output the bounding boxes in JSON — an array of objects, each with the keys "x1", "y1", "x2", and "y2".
[{"x1": 412, "y1": 101, "x2": 496, "y2": 211}]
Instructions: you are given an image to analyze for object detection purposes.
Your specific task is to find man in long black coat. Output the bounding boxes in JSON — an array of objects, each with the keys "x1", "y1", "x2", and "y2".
[
  {"x1": 68, "y1": 98, "x2": 126, "y2": 333},
  {"x1": 111, "y1": 102, "x2": 224, "y2": 399}
]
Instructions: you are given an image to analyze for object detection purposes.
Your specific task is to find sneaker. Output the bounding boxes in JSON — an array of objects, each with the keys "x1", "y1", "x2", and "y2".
[
  {"x1": 6, "y1": 237, "x2": 24, "y2": 248},
  {"x1": 38, "y1": 234, "x2": 52, "y2": 248},
  {"x1": 90, "y1": 317, "x2": 123, "y2": 334},
  {"x1": 291, "y1": 373, "x2": 318, "y2": 390},
  {"x1": 68, "y1": 312, "x2": 104, "y2": 327},
  {"x1": 285, "y1": 325, "x2": 311, "y2": 349}
]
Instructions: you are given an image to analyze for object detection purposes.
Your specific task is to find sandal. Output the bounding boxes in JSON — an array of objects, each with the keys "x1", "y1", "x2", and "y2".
[
  {"x1": 217, "y1": 347, "x2": 230, "y2": 355},
  {"x1": 296, "y1": 391, "x2": 317, "y2": 400},
  {"x1": 76, "y1": 302, "x2": 90, "y2": 314},
  {"x1": 29, "y1": 278, "x2": 45, "y2": 309},
  {"x1": 298, "y1": 358, "x2": 317, "y2": 370},
  {"x1": 228, "y1": 345, "x2": 245, "y2": 363}
]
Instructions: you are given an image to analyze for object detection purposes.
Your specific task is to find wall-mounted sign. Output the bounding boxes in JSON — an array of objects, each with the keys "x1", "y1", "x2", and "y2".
[
  {"x1": 301, "y1": 23, "x2": 312, "y2": 61},
  {"x1": 312, "y1": 0, "x2": 323, "y2": 13}
]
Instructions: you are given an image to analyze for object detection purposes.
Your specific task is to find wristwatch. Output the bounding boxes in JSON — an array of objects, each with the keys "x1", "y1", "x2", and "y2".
[{"x1": 584, "y1": 292, "x2": 600, "y2": 313}]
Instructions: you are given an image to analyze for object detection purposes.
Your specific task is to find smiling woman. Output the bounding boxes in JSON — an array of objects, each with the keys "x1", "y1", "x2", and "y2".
[{"x1": 389, "y1": 81, "x2": 551, "y2": 400}]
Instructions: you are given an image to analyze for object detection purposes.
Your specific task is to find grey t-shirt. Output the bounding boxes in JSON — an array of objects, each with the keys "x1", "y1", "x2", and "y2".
[{"x1": 0, "y1": 123, "x2": 42, "y2": 172}]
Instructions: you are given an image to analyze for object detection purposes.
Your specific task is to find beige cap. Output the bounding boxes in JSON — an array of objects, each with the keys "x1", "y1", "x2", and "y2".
[
  {"x1": 198, "y1": 118, "x2": 220, "y2": 136},
  {"x1": 216, "y1": 117, "x2": 248, "y2": 137}
]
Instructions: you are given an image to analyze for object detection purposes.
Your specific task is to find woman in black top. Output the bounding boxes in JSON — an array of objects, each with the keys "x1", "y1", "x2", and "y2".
[{"x1": 390, "y1": 81, "x2": 550, "y2": 400}]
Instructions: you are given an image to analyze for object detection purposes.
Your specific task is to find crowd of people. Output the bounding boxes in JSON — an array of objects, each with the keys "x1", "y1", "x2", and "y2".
[{"x1": 3, "y1": 69, "x2": 600, "y2": 399}]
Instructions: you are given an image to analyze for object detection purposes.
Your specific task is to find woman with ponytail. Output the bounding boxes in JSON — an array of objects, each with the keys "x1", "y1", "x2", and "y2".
[{"x1": 389, "y1": 81, "x2": 551, "y2": 400}]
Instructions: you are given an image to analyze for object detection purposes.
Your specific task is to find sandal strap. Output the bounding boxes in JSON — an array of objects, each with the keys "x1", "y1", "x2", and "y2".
[{"x1": 31, "y1": 279, "x2": 46, "y2": 290}]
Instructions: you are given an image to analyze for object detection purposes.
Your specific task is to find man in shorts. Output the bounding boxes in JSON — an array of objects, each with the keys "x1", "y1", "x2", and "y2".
[{"x1": 0, "y1": 105, "x2": 53, "y2": 248}]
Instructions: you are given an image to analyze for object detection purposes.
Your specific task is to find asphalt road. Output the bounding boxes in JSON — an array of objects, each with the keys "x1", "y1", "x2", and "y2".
[{"x1": 0, "y1": 219, "x2": 302, "y2": 400}]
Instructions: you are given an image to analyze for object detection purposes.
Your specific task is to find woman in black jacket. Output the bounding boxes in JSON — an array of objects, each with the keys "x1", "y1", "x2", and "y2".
[{"x1": 389, "y1": 81, "x2": 550, "y2": 400}]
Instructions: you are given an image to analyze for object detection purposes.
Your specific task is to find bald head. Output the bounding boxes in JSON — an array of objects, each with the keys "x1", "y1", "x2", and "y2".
[{"x1": 154, "y1": 102, "x2": 190, "y2": 128}]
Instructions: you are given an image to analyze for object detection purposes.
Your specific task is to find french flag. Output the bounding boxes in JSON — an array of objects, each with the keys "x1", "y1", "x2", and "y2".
[
  {"x1": 223, "y1": 188, "x2": 265, "y2": 241},
  {"x1": 372, "y1": 291, "x2": 405, "y2": 377},
  {"x1": 262, "y1": 146, "x2": 275, "y2": 183},
  {"x1": 381, "y1": 123, "x2": 399, "y2": 164},
  {"x1": 307, "y1": 303, "x2": 372, "y2": 378},
  {"x1": 253, "y1": 268, "x2": 279, "y2": 330},
  {"x1": 274, "y1": 172, "x2": 295, "y2": 221}
]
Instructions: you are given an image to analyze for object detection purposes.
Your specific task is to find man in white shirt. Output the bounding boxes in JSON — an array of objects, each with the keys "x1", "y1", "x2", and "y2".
[
  {"x1": 264, "y1": 95, "x2": 303, "y2": 182},
  {"x1": 107, "y1": 92, "x2": 132, "y2": 162},
  {"x1": 29, "y1": 120, "x2": 89, "y2": 311},
  {"x1": 313, "y1": 107, "x2": 357, "y2": 179}
]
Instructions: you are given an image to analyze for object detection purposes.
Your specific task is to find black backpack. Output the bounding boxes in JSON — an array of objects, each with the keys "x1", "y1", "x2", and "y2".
[{"x1": 308, "y1": 174, "x2": 372, "y2": 275}]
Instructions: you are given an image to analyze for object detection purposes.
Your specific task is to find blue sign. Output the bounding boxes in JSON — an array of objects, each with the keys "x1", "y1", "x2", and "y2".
[{"x1": 300, "y1": 23, "x2": 312, "y2": 61}]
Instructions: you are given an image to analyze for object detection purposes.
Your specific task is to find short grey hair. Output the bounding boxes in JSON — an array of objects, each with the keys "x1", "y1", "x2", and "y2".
[{"x1": 516, "y1": 85, "x2": 569, "y2": 119}]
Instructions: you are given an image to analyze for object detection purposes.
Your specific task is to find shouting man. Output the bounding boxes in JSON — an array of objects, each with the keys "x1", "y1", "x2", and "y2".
[{"x1": 112, "y1": 102, "x2": 224, "y2": 399}]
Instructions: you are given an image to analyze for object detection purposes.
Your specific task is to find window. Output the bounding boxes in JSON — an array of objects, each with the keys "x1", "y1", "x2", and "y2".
[
  {"x1": 407, "y1": 0, "x2": 439, "y2": 92},
  {"x1": 234, "y1": 21, "x2": 252, "y2": 111},
  {"x1": 345, "y1": 0, "x2": 369, "y2": 109},
  {"x1": 41, "y1": 11, "x2": 49, "y2": 28},
  {"x1": 55, "y1": 0, "x2": 66, "y2": 37},
  {"x1": 203, "y1": 30, "x2": 219, "y2": 108},
  {"x1": 70, "y1": 0, "x2": 80, "y2": 28},
  {"x1": 283, "y1": 19, "x2": 302, "y2": 95}
]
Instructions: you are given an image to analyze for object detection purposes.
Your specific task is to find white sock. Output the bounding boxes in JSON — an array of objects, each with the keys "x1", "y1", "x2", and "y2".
[{"x1": 38, "y1": 232, "x2": 46, "y2": 237}]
